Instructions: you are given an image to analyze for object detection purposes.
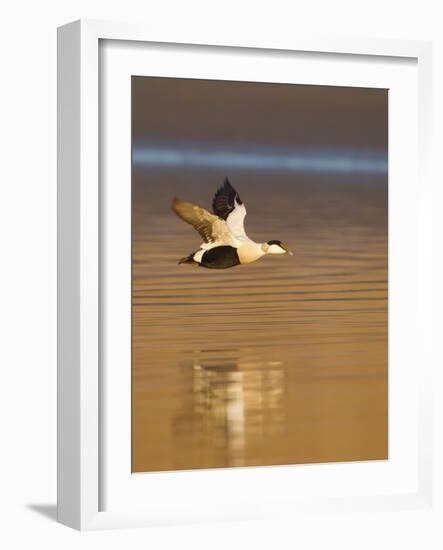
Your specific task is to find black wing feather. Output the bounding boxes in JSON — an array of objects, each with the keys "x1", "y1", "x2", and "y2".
[{"x1": 212, "y1": 178, "x2": 242, "y2": 220}]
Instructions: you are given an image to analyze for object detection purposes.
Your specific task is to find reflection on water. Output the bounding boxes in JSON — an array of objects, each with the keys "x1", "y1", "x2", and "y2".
[
  {"x1": 174, "y1": 352, "x2": 285, "y2": 467},
  {"x1": 132, "y1": 173, "x2": 388, "y2": 472}
]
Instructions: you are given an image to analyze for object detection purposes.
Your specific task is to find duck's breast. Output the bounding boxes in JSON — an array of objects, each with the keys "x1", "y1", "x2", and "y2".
[{"x1": 237, "y1": 243, "x2": 264, "y2": 264}]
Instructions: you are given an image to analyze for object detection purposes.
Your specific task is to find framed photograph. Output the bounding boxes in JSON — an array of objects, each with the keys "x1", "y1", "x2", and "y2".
[{"x1": 57, "y1": 20, "x2": 435, "y2": 530}]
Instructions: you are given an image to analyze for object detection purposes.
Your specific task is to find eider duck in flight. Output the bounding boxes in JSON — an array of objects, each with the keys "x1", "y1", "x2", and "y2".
[{"x1": 172, "y1": 178, "x2": 293, "y2": 269}]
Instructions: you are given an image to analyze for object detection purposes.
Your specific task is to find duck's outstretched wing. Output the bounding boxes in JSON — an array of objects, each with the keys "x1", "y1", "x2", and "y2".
[
  {"x1": 212, "y1": 178, "x2": 247, "y2": 238},
  {"x1": 172, "y1": 198, "x2": 234, "y2": 245}
]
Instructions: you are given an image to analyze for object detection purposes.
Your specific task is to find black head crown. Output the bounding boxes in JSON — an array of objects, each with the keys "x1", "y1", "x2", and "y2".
[{"x1": 267, "y1": 240, "x2": 283, "y2": 246}]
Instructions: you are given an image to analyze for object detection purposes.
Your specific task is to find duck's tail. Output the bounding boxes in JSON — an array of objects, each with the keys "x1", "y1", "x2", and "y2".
[{"x1": 178, "y1": 254, "x2": 198, "y2": 266}]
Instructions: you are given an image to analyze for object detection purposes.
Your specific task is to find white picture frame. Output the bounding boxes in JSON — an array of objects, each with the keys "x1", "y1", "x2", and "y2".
[{"x1": 57, "y1": 19, "x2": 435, "y2": 531}]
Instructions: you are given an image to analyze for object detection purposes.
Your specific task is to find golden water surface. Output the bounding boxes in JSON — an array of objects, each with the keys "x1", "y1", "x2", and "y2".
[{"x1": 132, "y1": 172, "x2": 388, "y2": 472}]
